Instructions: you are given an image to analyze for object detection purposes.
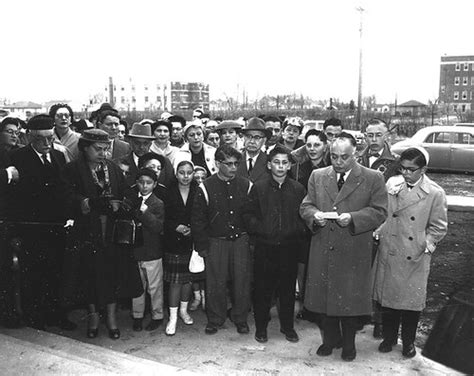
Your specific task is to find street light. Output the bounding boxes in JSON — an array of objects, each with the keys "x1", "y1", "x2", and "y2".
[{"x1": 356, "y1": 6, "x2": 364, "y2": 129}]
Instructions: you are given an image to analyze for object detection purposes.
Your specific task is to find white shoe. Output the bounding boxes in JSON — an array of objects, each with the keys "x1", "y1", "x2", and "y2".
[
  {"x1": 179, "y1": 301, "x2": 194, "y2": 325},
  {"x1": 165, "y1": 319, "x2": 177, "y2": 336},
  {"x1": 179, "y1": 310, "x2": 194, "y2": 325}
]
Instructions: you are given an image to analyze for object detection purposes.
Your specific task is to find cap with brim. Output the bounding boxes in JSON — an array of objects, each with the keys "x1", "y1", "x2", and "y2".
[
  {"x1": 27, "y1": 115, "x2": 54, "y2": 130},
  {"x1": 412, "y1": 145, "x2": 430, "y2": 164},
  {"x1": 242, "y1": 117, "x2": 272, "y2": 139},
  {"x1": 126, "y1": 122, "x2": 156, "y2": 139},
  {"x1": 81, "y1": 129, "x2": 112, "y2": 143},
  {"x1": 215, "y1": 121, "x2": 242, "y2": 132}
]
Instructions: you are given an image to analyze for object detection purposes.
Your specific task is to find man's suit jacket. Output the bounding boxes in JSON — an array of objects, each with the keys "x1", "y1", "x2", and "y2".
[
  {"x1": 236, "y1": 151, "x2": 269, "y2": 183},
  {"x1": 110, "y1": 139, "x2": 131, "y2": 161},
  {"x1": 8, "y1": 144, "x2": 67, "y2": 222},
  {"x1": 300, "y1": 163, "x2": 388, "y2": 316}
]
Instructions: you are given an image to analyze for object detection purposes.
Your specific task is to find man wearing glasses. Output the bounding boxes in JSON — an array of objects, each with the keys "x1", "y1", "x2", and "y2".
[
  {"x1": 49, "y1": 103, "x2": 80, "y2": 161},
  {"x1": 373, "y1": 147, "x2": 447, "y2": 359},
  {"x1": 236, "y1": 117, "x2": 272, "y2": 183},
  {"x1": 191, "y1": 144, "x2": 252, "y2": 336},
  {"x1": 358, "y1": 118, "x2": 399, "y2": 182}
]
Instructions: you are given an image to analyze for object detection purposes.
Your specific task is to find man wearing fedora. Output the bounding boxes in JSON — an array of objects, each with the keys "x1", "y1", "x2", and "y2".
[
  {"x1": 97, "y1": 110, "x2": 131, "y2": 161},
  {"x1": 7, "y1": 114, "x2": 76, "y2": 331},
  {"x1": 117, "y1": 122, "x2": 156, "y2": 187},
  {"x1": 236, "y1": 117, "x2": 271, "y2": 183},
  {"x1": 215, "y1": 121, "x2": 242, "y2": 151}
]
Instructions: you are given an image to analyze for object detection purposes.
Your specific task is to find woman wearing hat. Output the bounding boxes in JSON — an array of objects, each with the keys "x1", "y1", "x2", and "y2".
[
  {"x1": 62, "y1": 129, "x2": 143, "y2": 340},
  {"x1": 373, "y1": 147, "x2": 448, "y2": 358}
]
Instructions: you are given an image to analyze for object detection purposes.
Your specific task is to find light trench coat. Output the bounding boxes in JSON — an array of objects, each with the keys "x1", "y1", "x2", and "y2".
[{"x1": 373, "y1": 174, "x2": 448, "y2": 311}]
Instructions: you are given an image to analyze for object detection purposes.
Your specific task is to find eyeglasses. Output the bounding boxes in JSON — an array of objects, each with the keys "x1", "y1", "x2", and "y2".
[
  {"x1": 3, "y1": 129, "x2": 20, "y2": 136},
  {"x1": 55, "y1": 112, "x2": 71, "y2": 118},
  {"x1": 244, "y1": 134, "x2": 264, "y2": 142},
  {"x1": 398, "y1": 165, "x2": 422, "y2": 173},
  {"x1": 326, "y1": 132, "x2": 338, "y2": 137},
  {"x1": 219, "y1": 161, "x2": 240, "y2": 167}
]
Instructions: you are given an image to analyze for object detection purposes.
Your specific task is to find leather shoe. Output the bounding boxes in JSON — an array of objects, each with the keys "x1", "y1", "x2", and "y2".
[
  {"x1": 236, "y1": 322, "x2": 249, "y2": 334},
  {"x1": 255, "y1": 329, "x2": 268, "y2": 343},
  {"x1": 373, "y1": 323, "x2": 383, "y2": 339},
  {"x1": 133, "y1": 318, "x2": 143, "y2": 332},
  {"x1": 316, "y1": 344, "x2": 334, "y2": 356},
  {"x1": 280, "y1": 328, "x2": 299, "y2": 343},
  {"x1": 108, "y1": 328, "x2": 121, "y2": 340},
  {"x1": 59, "y1": 318, "x2": 77, "y2": 331},
  {"x1": 378, "y1": 339, "x2": 394, "y2": 353},
  {"x1": 87, "y1": 327, "x2": 99, "y2": 338},
  {"x1": 402, "y1": 343, "x2": 416, "y2": 358},
  {"x1": 341, "y1": 348, "x2": 356, "y2": 361},
  {"x1": 205, "y1": 323, "x2": 218, "y2": 335},
  {"x1": 145, "y1": 319, "x2": 163, "y2": 331}
]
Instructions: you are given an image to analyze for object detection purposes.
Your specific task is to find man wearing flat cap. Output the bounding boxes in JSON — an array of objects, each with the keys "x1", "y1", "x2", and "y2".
[
  {"x1": 7, "y1": 114, "x2": 76, "y2": 330},
  {"x1": 236, "y1": 117, "x2": 271, "y2": 183}
]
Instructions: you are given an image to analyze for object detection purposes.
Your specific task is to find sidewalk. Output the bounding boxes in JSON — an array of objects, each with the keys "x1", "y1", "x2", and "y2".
[{"x1": 0, "y1": 306, "x2": 461, "y2": 375}]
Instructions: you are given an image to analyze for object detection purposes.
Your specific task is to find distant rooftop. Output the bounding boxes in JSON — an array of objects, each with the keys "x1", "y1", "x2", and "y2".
[
  {"x1": 398, "y1": 100, "x2": 426, "y2": 107},
  {"x1": 441, "y1": 55, "x2": 474, "y2": 62},
  {"x1": 1, "y1": 101, "x2": 42, "y2": 109}
]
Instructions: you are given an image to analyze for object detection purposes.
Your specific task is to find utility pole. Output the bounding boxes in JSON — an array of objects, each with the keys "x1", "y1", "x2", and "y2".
[{"x1": 356, "y1": 6, "x2": 364, "y2": 129}]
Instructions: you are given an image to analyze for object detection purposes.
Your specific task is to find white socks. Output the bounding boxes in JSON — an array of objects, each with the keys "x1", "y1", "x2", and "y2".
[
  {"x1": 179, "y1": 301, "x2": 194, "y2": 325},
  {"x1": 165, "y1": 307, "x2": 178, "y2": 336}
]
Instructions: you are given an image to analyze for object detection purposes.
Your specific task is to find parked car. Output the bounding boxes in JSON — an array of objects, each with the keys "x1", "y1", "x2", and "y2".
[
  {"x1": 391, "y1": 126, "x2": 474, "y2": 173},
  {"x1": 301, "y1": 120, "x2": 325, "y2": 138},
  {"x1": 453, "y1": 123, "x2": 474, "y2": 127}
]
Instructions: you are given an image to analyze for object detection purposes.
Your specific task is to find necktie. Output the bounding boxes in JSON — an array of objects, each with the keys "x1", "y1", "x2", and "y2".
[
  {"x1": 337, "y1": 172, "x2": 345, "y2": 191},
  {"x1": 42, "y1": 154, "x2": 50, "y2": 165},
  {"x1": 248, "y1": 158, "x2": 253, "y2": 173},
  {"x1": 407, "y1": 183, "x2": 414, "y2": 190}
]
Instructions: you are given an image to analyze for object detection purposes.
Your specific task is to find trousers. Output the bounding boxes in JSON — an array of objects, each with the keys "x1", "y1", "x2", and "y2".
[
  {"x1": 132, "y1": 259, "x2": 164, "y2": 320},
  {"x1": 381, "y1": 305, "x2": 420, "y2": 345}
]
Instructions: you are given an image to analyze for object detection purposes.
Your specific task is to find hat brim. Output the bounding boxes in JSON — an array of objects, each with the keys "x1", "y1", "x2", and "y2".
[
  {"x1": 80, "y1": 136, "x2": 112, "y2": 143},
  {"x1": 242, "y1": 128, "x2": 272, "y2": 139}
]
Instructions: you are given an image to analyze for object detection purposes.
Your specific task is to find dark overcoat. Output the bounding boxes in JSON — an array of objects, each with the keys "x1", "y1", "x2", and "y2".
[{"x1": 299, "y1": 163, "x2": 388, "y2": 316}]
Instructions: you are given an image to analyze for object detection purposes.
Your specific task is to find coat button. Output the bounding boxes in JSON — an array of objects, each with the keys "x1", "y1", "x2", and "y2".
[
  {"x1": 407, "y1": 256, "x2": 412, "y2": 260},
  {"x1": 408, "y1": 236, "x2": 413, "y2": 241},
  {"x1": 410, "y1": 216, "x2": 415, "y2": 221},
  {"x1": 392, "y1": 214, "x2": 398, "y2": 218}
]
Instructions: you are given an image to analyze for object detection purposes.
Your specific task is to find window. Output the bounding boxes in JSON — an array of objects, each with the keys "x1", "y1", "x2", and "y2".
[
  {"x1": 156, "y1": 96, "x2": 160, "y2": 102},
  {"x1": 455, "y1": 77, "x2": 460, "y2": 85},
  {"x1": 132, "y1": 96, "x2": 136, "y2": 103},
  {"x1": 455, "y1": 63, "x2": 461, "y2": 71},
  {"x1": 121, "y1": 87, "x2": 124, "y2": 91},
  {"x1": 144, "y1": 86, "x2": 148, "y2": 91},
  {"x1": 453, "y1": 105, "x2": 458, "y2": 112},
  {"x1": 454, "y1": 133, "x2": 474, "y2": 144},
  {"x1": 131, "y1": 85, "x2": 136, "y2": 91},
  {"x1": 462, "y1": 104, "x2": 467, "y2": 112},
  {"x1": 113, "y1": 86, "x2": 116, "y2": 91},
  {"x1": 463, "y1": 77, "x2": 468, "y2": 85},
  {"x1": 471, "y1": 92, "x2": 473, "y2": 101},
  {"x1": 464, "y1": 63, "x2": 469, "y2": 71},
  {"x1": 471, "y1": 77, "x2": 474, "y2": 86},
  {"x1": 454, "y1": 91, "x2": 459, "y2": 100},
  {"x1": 144, "y1": 96, "x2": 149, "y2": 102},
  {"x1": 121, "y1": 96, "x2": 125, "y2": 104},
  {"x1": 462, "y1": 91, "x2": 468, "y2": 100},
  {"x1": 427, "y1": 132, "x2": 451, "y2": 143}
]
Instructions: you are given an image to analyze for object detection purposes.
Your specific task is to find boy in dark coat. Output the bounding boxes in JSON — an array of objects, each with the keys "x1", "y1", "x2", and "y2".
[
  {"x1": 124, "y1": 168, "x2": 165, "y2": 332},
  {"x1": 243, "y1": 145, "x2": 307, "y2": 343}
]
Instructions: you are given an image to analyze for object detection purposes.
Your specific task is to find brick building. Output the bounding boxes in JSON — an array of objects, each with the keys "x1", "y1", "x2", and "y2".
[{"x1": 439, "y1": 55, "x2": 474, "y2": 113}]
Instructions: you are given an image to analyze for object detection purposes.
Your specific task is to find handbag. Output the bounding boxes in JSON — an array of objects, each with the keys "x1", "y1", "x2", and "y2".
[
  {"x1": 189, "y1": 249, "x2": 205, "y2": 273},
  {"x1": 112, "y1": 219, "x2": 143, "y2": 246}
]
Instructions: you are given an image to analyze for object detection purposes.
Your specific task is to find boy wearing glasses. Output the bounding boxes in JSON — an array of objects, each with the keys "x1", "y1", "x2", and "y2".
[
  {"x1": 373, "y1": 147, "x2": 447, "y2": 358},
  {"x1": 243, "y1": 145, "x2": 307, "y2": 343},
  {"x1": 191, "y1": 144, "x2": 252, "y2": 335},
  {"x1": 236, "y1": 117, "x2": 272, "y2": 183}
]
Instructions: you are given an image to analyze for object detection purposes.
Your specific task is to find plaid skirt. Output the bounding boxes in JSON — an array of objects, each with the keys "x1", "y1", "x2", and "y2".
[{"x1": 164, "y1": 252, "x2": 193, "y2": 284}]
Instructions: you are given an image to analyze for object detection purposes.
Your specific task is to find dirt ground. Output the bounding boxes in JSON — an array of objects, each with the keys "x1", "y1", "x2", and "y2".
[{"x1": 416, "y1": 172, "x2": 474, "y2": 347}]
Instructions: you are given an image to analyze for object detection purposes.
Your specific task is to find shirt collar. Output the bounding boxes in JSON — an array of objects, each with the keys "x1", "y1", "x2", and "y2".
[
  {"x1": 139, "y1": 192, "x2": 152, "y2": 201},
  {"x1": 31, "y1": 146, "x2": 50, "y2": 163}
]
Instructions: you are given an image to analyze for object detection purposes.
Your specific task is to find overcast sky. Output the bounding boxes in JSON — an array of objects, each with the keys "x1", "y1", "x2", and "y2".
[{"x1": 1, "y1": 0, "x2": 472, "y2": 107}]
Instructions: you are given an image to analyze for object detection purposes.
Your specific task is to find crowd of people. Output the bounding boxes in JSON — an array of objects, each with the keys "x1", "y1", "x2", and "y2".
[{"x1": 0, "y1": 103, "x2": 448, "y2": 362}]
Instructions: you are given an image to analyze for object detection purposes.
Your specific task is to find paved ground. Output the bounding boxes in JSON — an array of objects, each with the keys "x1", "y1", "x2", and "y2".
[{"x1": 0, "y1": 304, "x2": 461, "y2": 376}]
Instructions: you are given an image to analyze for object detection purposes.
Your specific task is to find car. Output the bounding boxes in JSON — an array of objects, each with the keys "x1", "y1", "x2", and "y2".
[
  {"x1": 391, "y1": 126, "x2": 474, "y2": 173},
  {"x1": 453, "y1": 123, "x2": 474, "y2": 127},
  {"x1": 301, "y1": 120, "x2": 325, "y2": 137}
]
